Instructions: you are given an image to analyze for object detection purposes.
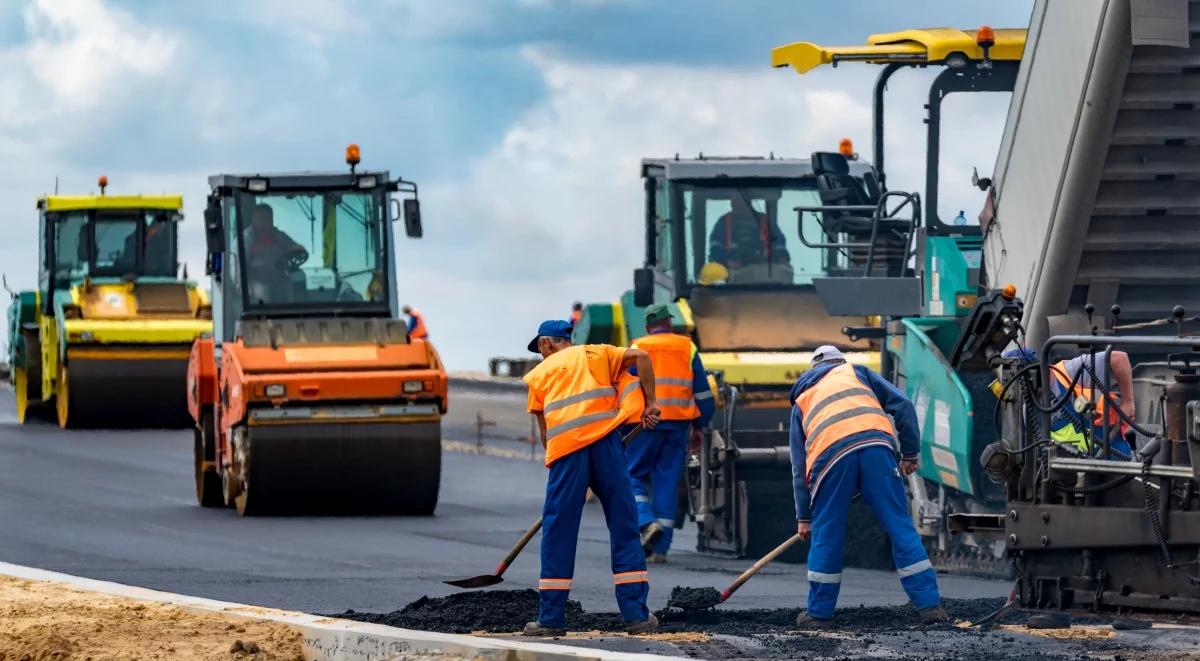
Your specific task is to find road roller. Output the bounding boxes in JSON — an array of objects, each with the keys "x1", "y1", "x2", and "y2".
[
  {"x1": 5, "y1": 177, "x2": 212, "y2": 428},
  {"x1": 187, "y1": 145, "x2": 447, "y2": 516}
]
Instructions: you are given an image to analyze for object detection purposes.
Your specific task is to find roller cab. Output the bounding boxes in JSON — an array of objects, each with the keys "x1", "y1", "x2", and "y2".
[
  {"x1": 5, "y1": 179, "x2": 211, "y2": 428},
  {"x1": 189, "y1": 147, "x2": 446, "y2": 515}
]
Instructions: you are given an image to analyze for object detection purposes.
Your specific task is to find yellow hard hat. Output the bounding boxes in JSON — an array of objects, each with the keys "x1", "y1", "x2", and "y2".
[{"x1": 698, "y1": 262, "x2": 730, "y2": 285}]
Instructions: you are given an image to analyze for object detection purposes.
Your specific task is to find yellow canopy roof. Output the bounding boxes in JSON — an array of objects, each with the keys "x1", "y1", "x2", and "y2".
[
  {"x1": 39, "y1": 194, "x2": 184, "y2": 212},
  {"x1": 772, "y1": 27, "x2": 1026, "y2": 75}
]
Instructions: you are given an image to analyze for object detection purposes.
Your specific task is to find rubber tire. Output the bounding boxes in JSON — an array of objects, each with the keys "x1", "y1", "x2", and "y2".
[{"x1": 194, "y1": 411, "x2": 223, "y2": 507}]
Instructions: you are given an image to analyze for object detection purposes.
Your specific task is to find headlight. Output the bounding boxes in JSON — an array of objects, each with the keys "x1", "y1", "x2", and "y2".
[
  {"x1": 403, "y1": 381, "x2": 423, "y2": 393},
  {"x1": 264, "y1": 384, "x2": 285, "y2": 397},
  {"x1": 248, "y1": 178, "x2": 268, "y2": 192},
  {"x1": 357, "y1": 175, "x2": 378, "y2": 189}
]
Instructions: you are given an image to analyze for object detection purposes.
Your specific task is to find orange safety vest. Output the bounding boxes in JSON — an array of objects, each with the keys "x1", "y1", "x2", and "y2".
[
  {"x1": 631, "y1": 332, "x2": 700, "y2": 421},
  {"x1": 1050, "y1": 360, "x2": 1129, "y2": 435},
  {"x1": 524, "y1": 345, "x2": 643, "y2": 466},
  {"x1": 408, "y1": 309, "x2": 428, "y2": 339},
  {"x1": 571, "y1": 309, "x2": 582, "y2": 325},
  {"x1": 794, "y1": 363, "x2": 895, "y2": 481}
]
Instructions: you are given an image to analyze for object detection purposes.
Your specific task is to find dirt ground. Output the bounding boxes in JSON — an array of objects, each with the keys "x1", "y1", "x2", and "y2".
[{"x1": 0, "y1": 574, "x2": 305, "y2": 661}]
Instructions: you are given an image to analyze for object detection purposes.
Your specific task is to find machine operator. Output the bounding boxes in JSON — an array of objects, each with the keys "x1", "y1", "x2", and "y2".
[
  {"x1": 707, "y1": 196, "x2": 790, "y2": 274},
  {"x1": 244, "y1": 204, "x2": 307, "y2": 302}
]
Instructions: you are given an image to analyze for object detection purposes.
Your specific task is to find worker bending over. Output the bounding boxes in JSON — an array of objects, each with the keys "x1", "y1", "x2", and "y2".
[
  {"x1": 402, "y1": 305, "x2": 428, "y2": 340},
  {"x1": 1050, "y1": 351, "x2": 1135, "y2": 457},
  {"x1": 625, "y1": 304, "x2": 714, "y2": 562},
  {"x1": 790, "y1": 346, "x2": 947, "y2": 625},
  {"x1": 522, "y1": 320, "x2": 662, "y2": 636}
]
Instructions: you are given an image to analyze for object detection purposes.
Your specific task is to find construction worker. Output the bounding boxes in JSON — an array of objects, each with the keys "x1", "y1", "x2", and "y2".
[
  {"x1": 707, "y1": 196, "x2": 790, "y2": 273},
  {"x1": 245, "y1": 204, "x2": 307, "y2": 303},
  {"x1": 570, "y1": 301, "x2": 584, "y2": 327},
  {"x1": 625, "y1": 304, "x2": 714, "y2": 562},
  {"x1": 402, "y1": 305, "x2": 428, "y2": 340},
  {"x1": 790, "y1": 345, "x2": 947, "y2": 626},
  {"x1": 522, "y1": 319, "x2": 662, "y2": 637},
  {"x1": 1047, "y1": 350, "x2": 1135, "y2": 456}
]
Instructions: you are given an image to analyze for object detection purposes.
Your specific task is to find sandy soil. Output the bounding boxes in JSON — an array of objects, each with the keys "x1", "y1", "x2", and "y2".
[{"x1": 0, "y1": 574, "x2": 305, "y2": 661}]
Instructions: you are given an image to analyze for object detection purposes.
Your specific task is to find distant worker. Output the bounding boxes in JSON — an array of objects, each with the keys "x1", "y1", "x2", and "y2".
[
  {"x1": 521, "y1": 320, "x2": 662, "y2": 637},
  {"x1": 1049, "y1": 350, "x2": 1135, "y2": 456},
  {"x1": 570, "y1": 301, "x2": 583, "y2": 327},
  {"x1": 403, "y1": 305, "x2": 428, "y2": 340},
  {"x1": 624, "y1": 304, "x2": 714, "y2": 563},
  {"x1": 707, "y1": 196, "x2": 790, "y2": 273},
  {"x1": 790, "y1": 345, "x2": 947, "y2": 626}
]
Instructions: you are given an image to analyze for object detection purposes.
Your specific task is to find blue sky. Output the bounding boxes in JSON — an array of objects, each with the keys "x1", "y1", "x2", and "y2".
[{"x1": 0, "y1": 0, "x2": 1033, "y2": 369}]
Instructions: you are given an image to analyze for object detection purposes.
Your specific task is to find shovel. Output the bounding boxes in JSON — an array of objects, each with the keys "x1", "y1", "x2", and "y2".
[
  {"x1": 670, "y1": 533, "x2": 804, "y2": 610},
  {"x1": 445, "y1": 424, "x2": 646, "y2": 589}
]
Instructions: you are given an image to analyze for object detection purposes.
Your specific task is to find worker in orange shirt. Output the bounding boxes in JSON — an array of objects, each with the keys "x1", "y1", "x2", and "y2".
[
  {"x1": 522, "y1": 319, "x2": 661, "y2": 637},
  {"x1": 402, "y1": 305, "x2": 428, "y2": 340},
  {"x1": 570, "y1": 301, "x2": 583, "y2": 327}
]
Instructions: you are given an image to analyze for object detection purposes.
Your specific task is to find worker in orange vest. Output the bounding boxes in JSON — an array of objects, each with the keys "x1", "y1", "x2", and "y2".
[
  {"x1": 522, "y1": 320, "x2": 662, "y2": 637},
  {"x1": 402, "y1": 305, "x2": 428, "y2": 340},
  {"x1": 570, "y1": 301, "x2": 583, "y2": 327},
  {"x1": 790, "y1": 345, "x2": 947, "y2": 626},
  {"x1": 625, "y1": 304, "x2": 714, "y2": 562}
]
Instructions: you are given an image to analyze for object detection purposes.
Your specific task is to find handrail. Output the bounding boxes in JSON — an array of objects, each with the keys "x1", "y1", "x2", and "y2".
[{"x1": 794, "y1": 190, "x2": 922, "y2": 276}]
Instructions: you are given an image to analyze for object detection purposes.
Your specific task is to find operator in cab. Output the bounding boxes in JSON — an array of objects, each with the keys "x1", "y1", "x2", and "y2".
[
  {"x1": 624, "y1": 304, "x2": 714, "y2": 563},
  {"x1": 403, "y1": 305, "x2": 428, "y2": 340},
  {"x1": 707, "y1": 196, "x2": 790, "y2": 276},
  {"x1": 244, "y1": 204, "x2": 307, "y2": 303},
  {"x1": 790, "y1": 346, "x2": 947, "y2": 626},
  {"x1": 521, "y1": 320, "x2": 662, "y2": 637},
  {"x1": 117, "y1": 215, "x2": 174, "y2": 275}
]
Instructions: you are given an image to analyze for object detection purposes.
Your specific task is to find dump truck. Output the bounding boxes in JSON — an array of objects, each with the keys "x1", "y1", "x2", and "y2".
[
  {"x1": 6, "y1": 178, "x2": 211, "y2": 428},
  {"x1": 772, "y1": 26, "x2": 1026, "y2": 574},
  {"x1": 574, "y1": 153, "x2": 910, "y2": 563},
  {"x1": 188, "y1": 146, "x2": 447, "y2": 515}
]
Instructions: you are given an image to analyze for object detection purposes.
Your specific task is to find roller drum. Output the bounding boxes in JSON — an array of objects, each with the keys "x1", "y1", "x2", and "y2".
[{"x1": 60, "y1": 353, "x2": 191, "y2": 428}]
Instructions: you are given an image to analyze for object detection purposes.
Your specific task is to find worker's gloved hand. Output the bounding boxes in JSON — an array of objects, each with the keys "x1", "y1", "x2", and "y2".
[
  {"x1": 642, "y1": 404, "x2": 662, "y2": 430},
  {"x1": 796, "y1": 521, "x2": 812, "y2": 542},
  {"x1": 899, "y1": 459, "x2": 920, "y2": 476}
]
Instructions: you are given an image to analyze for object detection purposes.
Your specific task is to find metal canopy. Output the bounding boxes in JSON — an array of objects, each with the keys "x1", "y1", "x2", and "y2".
[
  {"x1": 641, "y1": 157, "x2": 873, "y2": 181},
  {"x1": 207, "y1": 170, "x2": 391, "y2": 190},
  {"x1": 40, "y1": 194, "x2": 183, "y2": 212},
  {"x1": 772, "y1": 27, "x2": 1027, "y2": 75}
]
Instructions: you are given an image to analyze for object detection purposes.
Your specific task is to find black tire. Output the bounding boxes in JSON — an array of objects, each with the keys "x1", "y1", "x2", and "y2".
[{"x1": 194, "y1": 410, "x2": 223, "y2": 507}]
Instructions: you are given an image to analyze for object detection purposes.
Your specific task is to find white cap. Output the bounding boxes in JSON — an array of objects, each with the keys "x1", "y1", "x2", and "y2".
[{"x1": 812, "y1": 345, "x2": 845, "y2": 365}]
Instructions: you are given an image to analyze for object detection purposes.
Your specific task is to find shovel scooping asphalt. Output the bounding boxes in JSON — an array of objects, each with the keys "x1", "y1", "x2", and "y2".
[
  {"x1": 444, "y1": 424, "x2": 645, "y2": 589},
  {"x1": 669, "y1": 533, "x2": 804, "y2": 610}
]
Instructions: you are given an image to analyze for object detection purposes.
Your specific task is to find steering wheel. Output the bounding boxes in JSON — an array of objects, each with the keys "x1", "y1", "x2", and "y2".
[{"x1": 275, "y1": 248, "x2": 309, "y2": 272}]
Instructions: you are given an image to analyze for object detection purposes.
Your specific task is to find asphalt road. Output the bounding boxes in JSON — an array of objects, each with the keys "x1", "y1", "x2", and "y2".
[{"x1": 0, "y1": 379, "x2": 1008, "y2": 619}]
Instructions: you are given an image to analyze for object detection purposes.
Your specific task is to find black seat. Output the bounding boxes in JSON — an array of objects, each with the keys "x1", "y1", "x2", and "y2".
[{"x1": 810, "y1": 151, "x2": 910, "y2": 277}]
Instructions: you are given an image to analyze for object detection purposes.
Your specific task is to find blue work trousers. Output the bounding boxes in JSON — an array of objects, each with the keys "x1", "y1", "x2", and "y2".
[
  {"x1": 625, "y1": 422, "x2": 689, "y2": 554},
  {"x1": 805, "y1": 445, "x2": 940, "y2": 619},
  {"x1": 539, "y1": 430, "x2": 650, "y2": 628}
]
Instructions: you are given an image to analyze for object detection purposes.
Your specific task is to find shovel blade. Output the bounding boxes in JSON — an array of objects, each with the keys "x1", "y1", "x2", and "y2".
[{"x1": 443, "y1": 574, "x2": 505, "y2": 589}]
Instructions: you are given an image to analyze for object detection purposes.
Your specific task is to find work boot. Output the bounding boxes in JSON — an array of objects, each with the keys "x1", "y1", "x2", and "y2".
[
  {"x1": 640, "y1": 522, "x2": 664, "y2": 552},
  {"x1": 918, "y1": 605, "x2": 950, "y2": 625},
  {"x1": 522, "y1": 621, "x2": 566, "y2": 637},
  {"x1": 647, "y1": 552, "x2": 668, "y2": 564},
  {"x1": 795, "y1": 612, "x2": 833, "y2": 627},
  {"x1": 625, "y1": 613, "x2": 659, "y2": 635}
]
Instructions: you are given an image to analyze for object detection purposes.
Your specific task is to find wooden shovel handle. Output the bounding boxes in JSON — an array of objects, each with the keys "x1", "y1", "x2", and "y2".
[
  {"x1": 720, "y1": 533, "x2": 803, "y2": 602},
  {"x1": 496, "y1": 516, "x2": 543, "y2": 576}
]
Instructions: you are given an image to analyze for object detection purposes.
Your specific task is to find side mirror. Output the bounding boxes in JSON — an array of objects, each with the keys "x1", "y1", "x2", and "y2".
[
  {"x1": 203, "y1": 200, "x2": 224, "y2": 276},
  {"x1": 633, "y1": 268, "x2": 654, "y2": 307},
  {"x1": 403, "y1": 199, "x2": 423, "y2": 238}
]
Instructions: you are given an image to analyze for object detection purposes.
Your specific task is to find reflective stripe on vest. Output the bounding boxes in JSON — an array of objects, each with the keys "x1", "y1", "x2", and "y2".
[
  {"x1": 409, "y1": 309, "x2": 428, "y2": 339},
  {"x1": 1050, "y1": 360, "x2": 1128, "y2": 435},
  {"x1": 631, "y1": 333, "x2": 700, "y2": 421},
  {"x1": 794, "y1": 363, "x2": 894, "y2": 481},
  {"x1": 524, "y1": 345, "x2": 627, "y2": 466}
]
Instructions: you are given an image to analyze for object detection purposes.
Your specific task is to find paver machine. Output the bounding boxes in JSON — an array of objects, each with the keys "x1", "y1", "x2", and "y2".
[
  {"x1": 188, "y1": 146, "x2": 447, "y2": 515},
  {"x1": 770, "y1": 26, "x2": 1027, "y2": 573},
  {"x1": 6, "y1": 178, "x2": 211, "y2": 427},
  {"x1": 573, "y1": 153, "x2": 908, "y2": 564}
]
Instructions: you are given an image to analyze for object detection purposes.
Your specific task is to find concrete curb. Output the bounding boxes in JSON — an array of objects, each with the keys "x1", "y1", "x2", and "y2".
[{"x1": 0, "y1": 562, "x2": 681, "y2": 661}]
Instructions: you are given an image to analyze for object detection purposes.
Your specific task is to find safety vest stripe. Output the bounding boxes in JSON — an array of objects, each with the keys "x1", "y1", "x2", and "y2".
[
  {"x1": 613, "y1": 571, "x2": 648, "y2": 585},
  {"x1": 546, "y1": 410, "x2": 618, "y2": 439},
  {"x1": 619, "y1": 381, "x2": 640, "y2": 400},
  {"x1": 655, "y1": 518, "x2": 675, "y2": 528},
  {"x1": 544, "y1": 387, "x2": 617, "y2": 413},
  {"x1": 658, "y1": 398, "x2": 695, "y2": 409},
  {"x1": 695, "y1": 390, "x2": 714, "y2": 401},
  {"x1": 802, "y1": 388, "x2": 875, "y2": 434},
  {"x1": 807, "y1": 570, "x2": 842, "y2": 583},
  {"x1": 539, "y1": 578, "x2": 573, "y2": 590},
  {"x1": 656, "y1": 377, "x2": 693, "y2": 387},
  {"x1": 805, "y1": 406, "x2": 892, "y2": 451},
  {"x1": 896, "y1": 559, "x2": 933, "y2": 578}
]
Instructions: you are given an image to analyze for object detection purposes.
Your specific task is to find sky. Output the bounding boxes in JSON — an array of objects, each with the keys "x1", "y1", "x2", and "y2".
[{"x1": 0, "y1": 0, "x2": 1034, "y2": 370}]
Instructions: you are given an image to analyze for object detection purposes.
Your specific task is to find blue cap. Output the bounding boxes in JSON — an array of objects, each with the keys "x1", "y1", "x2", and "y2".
[{"x1": 528, "y1": 319, "x2": 573, "y2": 353}]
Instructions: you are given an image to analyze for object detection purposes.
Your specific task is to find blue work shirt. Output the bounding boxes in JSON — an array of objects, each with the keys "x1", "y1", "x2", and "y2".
[
  {"x1": 788, "y1": 361, "x2": 920, "y2": 521},
  {"x1": 630, "y1": 328, "x2": 715, "y2": 430}
]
